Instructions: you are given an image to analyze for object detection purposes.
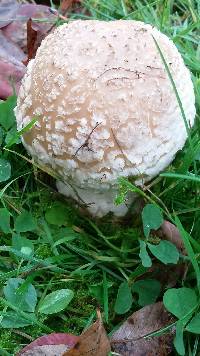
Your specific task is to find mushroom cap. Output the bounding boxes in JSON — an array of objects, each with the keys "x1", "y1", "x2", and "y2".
[{"x1": 15, "y1": 20, "x2": 195, "y2": 216}]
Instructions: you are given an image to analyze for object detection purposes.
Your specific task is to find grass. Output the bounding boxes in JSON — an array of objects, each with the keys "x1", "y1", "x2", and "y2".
[{"x1": 0, "y1": 0, "x2": 200, "y2": 354}]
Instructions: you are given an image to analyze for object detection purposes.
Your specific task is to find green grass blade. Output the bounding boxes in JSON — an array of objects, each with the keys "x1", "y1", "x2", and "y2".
[
  {"x1": 160, "y1": 172, "x2": 200, "y2": 183},
  {"x1": 152, "y1": 36, "x2": 192, "y2": 144},
  {"x1": 175, "y1": 216, "x2": 200, "y2": 292},
  {"x1": 103, "y1": 271, "x2": 109, "y2": 323}
]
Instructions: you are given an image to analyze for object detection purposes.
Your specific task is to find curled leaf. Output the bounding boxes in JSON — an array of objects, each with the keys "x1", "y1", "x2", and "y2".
[
  {"x1": 157, "y1": 220, "x2": 186, "y2": 254},
  {"x1": 64, "y1": 312, "x2": 111, "y2": 356},
  {"x1": 61, "y1": 0, "x2": 82, "y2": 13},
  {"x1": 23, "y1": 18, "x2": 38, "y2": 65}
]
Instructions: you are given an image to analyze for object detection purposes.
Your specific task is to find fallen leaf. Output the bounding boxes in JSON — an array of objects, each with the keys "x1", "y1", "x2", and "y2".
[
  {"x1": 0, "y1": 31, "x2": 26, "y2": 98},
  {"x1": 20, "y1": 345, "x2": 72, "y2": 356},
  {"x1": 157, "y1": 220, "x2": 186, "y2": 254},
  {"x1": 133, "y1": 258, "x2": 187, "y2": 289},
  {"x1": 0, "y1": 30, "x2": 25, "y2": 62},
  {"x1": 23, "y1": 18, "x2": 38, "y2": 66},
  {"x1": 0, "y1": 3, "x2": 55, "y2": 98},
  {"x1": 2, "y1": 4, "x2": 55, "y2": 52},
  {"x1": 63, "y1": 312, "x2": 111, "y2": 356},
  {"x1": 60, "y1": 0, "x2": 81, "y2": 13},
  {"x1": 61, "y1": 0, "x2": 74, "y2": 12},
  {"x1": 149, "y1": 220, "x2": 188, "y2": 287},
  {"x1": 111, "y1": 302, "x2": 174, "y2": 356},
  {"x1": 147, "y1": 263, "x2": 188, "y2": 289},
  {"x1": 0, "y1": 0, "x2": 19, "y2": 28},
  {"x1": 18, "y1": 333, "x2": 79, "y2": 356}
]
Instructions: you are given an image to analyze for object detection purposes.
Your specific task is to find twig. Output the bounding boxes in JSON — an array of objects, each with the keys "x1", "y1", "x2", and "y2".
[
  {"x1": 111, "y1": 128, "x2": 145, "y2": 187},
  {"x1": 110, "y1": 128, "x2": 129, "y2": 165},
  {"x1": 74, "y1": 122, "x2": 101, "y2": 156},
  {"x1": 49, "y1": 7, "x2": 68, "y2": 21}
]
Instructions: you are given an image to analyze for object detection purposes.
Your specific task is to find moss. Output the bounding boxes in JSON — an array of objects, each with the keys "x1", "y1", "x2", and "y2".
[
  {"x1": 35, "y1": 244, "x2": 52, "y2": 259},
  {"x1": 0, "y1": 330, "x2": 20, "y2": 353}
]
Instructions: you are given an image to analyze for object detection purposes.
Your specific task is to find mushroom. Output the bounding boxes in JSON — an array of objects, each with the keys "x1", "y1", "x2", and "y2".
[{"x1": 15, "y1": 20, "x2": 196, "y2": 217}]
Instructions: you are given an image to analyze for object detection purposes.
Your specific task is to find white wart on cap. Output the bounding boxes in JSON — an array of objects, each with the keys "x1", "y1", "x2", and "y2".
[{"x1": 15, "y1": 20, "x2": 196, "y2": 217}]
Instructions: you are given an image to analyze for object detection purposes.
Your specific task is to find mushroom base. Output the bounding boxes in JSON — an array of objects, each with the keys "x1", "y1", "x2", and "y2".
[{"x1": 56, "y1": 180, "x2": 135, "y2": 217}]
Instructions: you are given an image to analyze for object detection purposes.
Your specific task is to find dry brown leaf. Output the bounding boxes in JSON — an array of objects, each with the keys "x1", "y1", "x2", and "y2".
[
  {"x1": 63, "y1": 313, "x2": 111, "y2": 356},
  {"x1": 23, "y1": 18, "x2": 38, "y2": 66},
  {"x1": 23, "y1": 17, "x2": 50, "y2": 66},
  {"x1": 60, "y1": 0, "x2": 81, "y2": 13},
  {"x1": 157, "y1": 220, "x2": 186, "y2": 254},
  {"x1": 2, "y1": 4, "x2": 55, "y2": 52},
  {"x1": 148, "y1": 263, "x2": 188, "y2": 288},
  {"x1": 61, "y1": 0, "x2": 74, "y2": 12},
  {"x1": 111, "y1": 302, "x2": 174, "y2": 356},
  {"x1": 149, "y1": 221, "x2": 188, "y2": 288}
]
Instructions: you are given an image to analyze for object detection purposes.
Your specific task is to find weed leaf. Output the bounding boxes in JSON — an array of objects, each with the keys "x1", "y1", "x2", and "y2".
[
  {"x1": 15, "y1": 210, "x2": 37, "y2": 232},
  {"x1": 1, "y1": 311, "x2": 36, "y2": 328},
  {"x1": 139, "y1": 240, "x2": 152, "y2": 267},
  {"x1": 132, "y1": 279, "x2": 161, "y2": 306},
  {"x1": 12, "y1": 234, "x2": 34, "y2": 257},
  {"x1": 5, "y1": 126, "x2": 20, "y2": 146},
  {"x1": 114, "y1": 281, "x2": 133, "y2": 314},
  {"x1": 5, "y1": 117, "x2": 37, "y2": 147},
  {"x1": 186, "y1": 313, "x2": 200, "y2": 334},
  {"x1": 0, "y1": 158, "x2": 11, "y2": 182},
  {"x1": 174, "y1": 320, "x2": 185, "y2": 356},
  {"x1": 163, "y1": 287, "x2": 197, "y2": 319},
  {"x1": 0, "y1": 95, "x2": 17, "y2": 130},
  {"x1": 148, "y1": 240, "x2": 179, "y2": 264},
  {"x1": 45, "y1": 202, "x2": 69, "y2": 226},
  {"x1": 0, "y1": 208, "x2": 11, "y2": 233},
  {"x1": 89, "y1": 281, "x2": 113, "y2": 306},
  {"x1": 142, "y1": 204, "x2": 163, "y2": 238},
  {"x1": 38, "y1": 289, "x2": 74, "y2": 315},
  {"x1": 3, "y1": 277, "x2": 37, "y2": 312}
]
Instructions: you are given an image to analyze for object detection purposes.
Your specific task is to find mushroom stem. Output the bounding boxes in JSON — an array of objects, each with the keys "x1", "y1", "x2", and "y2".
[{"x1": 56, "y1": 180, "x2": 135, "y2": 217}]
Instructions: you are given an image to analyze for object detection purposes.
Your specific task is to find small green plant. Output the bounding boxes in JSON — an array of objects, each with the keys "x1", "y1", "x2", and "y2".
[
  {"x1": 116, "y1": 177, "x2": 200, "y2": 355},
  {"x1": 0, "y1": 0, "x2": 200, "y2": 355},
  {"x1": 1, "y1": 277, "x2": 74, "y2": 329},
  {"x1": 164, "y1": 287, "x2": 198, "y2": 355}
]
